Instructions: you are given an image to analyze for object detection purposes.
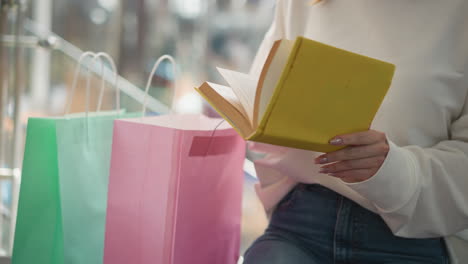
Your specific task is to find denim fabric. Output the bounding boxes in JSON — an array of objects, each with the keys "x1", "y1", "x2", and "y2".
[{"x1": 244, "y1": 184, "x2": 448, "y2": 264}]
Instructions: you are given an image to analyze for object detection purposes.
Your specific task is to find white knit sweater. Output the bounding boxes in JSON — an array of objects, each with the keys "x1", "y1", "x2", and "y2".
[{"x1": 249, "y1": 1, "x2": 468, "y2": 262}]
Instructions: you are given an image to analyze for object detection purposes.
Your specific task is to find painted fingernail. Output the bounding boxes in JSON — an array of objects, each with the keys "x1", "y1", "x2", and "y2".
[
  {"x1": 319, "y1": 168, "x2": 328, "y2": 173},
  {"x1": 319, "y1": 157, "x2": 328, "y2": 164},
  {"x1": 330, "y1": 138, "x2": 344, "y2": 145}
]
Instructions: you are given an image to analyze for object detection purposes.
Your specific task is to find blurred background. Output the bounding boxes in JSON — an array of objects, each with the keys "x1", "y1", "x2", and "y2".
[{"x1": 0, "y1": 0, "x2": 276, "y2": 260}]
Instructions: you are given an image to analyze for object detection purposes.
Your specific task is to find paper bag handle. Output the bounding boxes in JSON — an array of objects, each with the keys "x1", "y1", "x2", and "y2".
[
  {"x1": 65, "y1": 51, "x2": 120, "y2": 115},
  {"x1": 95, "y1": 52, "x2": 120, "y2": 112},
  {"x1": 142, "y1": 55, "x2": 177, "y2": 115}
]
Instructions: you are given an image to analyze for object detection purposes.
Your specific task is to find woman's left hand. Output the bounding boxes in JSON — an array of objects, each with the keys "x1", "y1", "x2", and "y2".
[{"x1": 315, "y1": 130, "x2": 389, "y2": 183}]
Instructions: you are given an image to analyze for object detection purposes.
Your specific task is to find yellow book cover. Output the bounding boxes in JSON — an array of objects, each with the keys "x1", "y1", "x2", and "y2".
[{"x1": 195, "y1": 36, "x2": 395, "y2": 153}]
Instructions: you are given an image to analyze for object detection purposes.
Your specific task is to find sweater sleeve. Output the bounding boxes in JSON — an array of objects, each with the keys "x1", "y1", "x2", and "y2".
[{"x1": 345, "y1": 92, "x2": 468, "y2": 238}]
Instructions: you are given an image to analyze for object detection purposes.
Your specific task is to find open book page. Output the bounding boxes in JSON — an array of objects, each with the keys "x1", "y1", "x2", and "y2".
[
  {"x1": 216, "y1": 67, "x2": 258, "y2": 125},
  {"x1": 257, "y1": 39, "x2": 295, "y2": 124},
  {"x1": 196, "y1": 82, "x2": 253, "y2": 137},
  {"x1": 206, "y1": 82, "x2": 249, "y2": 119}
]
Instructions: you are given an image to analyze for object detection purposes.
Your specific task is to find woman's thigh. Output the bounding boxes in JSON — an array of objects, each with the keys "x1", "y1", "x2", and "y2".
[
  {"x1": 245, "y1": 184, "x2": 448, "y2": 263},
  {"x1": 243, "y1": 233, "x2": 318, "y2": 264}
]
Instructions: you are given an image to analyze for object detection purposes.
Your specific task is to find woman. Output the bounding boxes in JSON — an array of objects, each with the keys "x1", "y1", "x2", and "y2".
[{"x1": 244, "y1": 0, "x2": 468, "y2": 263}]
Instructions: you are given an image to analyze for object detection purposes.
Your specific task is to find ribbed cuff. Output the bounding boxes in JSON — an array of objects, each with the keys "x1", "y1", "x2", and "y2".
[{"x1": 344, "y1": 139, "x2": 418, "y2": 212}]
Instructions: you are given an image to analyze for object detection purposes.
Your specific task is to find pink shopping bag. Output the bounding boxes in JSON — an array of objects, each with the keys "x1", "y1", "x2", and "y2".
[{"x1": 103, "y1": 56, "x2": 246, "y2": 264}]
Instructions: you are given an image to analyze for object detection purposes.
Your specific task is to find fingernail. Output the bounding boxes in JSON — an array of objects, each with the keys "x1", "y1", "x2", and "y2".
[
  {"x1": 330, "y1": 138, "x2": 344, "y2": 145},
  {"x1": 319, "y1": 157, "x2": 328, "y2": 164},
  {"x1": 319, "y1": 168, "x2": 328, "y2": 173}
]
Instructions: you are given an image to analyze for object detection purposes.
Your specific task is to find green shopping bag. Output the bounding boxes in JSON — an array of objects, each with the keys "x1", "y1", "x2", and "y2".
[
  {"x1": 13, "y1": 52, "x2": 132, "y2": 264},
  {"x1": 12, "y1": 118, "x2": 65, "y2": 264},
  {"x1": 13, "y1": 112, "x2": 131, "y2": 264},
  {"x1": 57, "y1": 111, "x2": 139, "y2": 264}
]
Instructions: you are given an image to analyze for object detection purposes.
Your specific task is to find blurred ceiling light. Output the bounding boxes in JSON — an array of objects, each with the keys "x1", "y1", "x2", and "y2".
[
  {"x1": 98, "y1": 0, "x2": 119, "y2": 11},
  {"x1": 174, "y1": 92, "x2": 203, "y2": 114},
  {"x1": 90, "y1": 8, "x2": 108, "y2": 25},
  {"x1": 172, "y1": 0, "x2": 206, "y2": 19}
]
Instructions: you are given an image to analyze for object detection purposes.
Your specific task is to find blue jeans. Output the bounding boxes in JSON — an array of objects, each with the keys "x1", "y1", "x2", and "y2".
[{"x1": 244, "y1": 184, "x2": 448, "y2": 264}]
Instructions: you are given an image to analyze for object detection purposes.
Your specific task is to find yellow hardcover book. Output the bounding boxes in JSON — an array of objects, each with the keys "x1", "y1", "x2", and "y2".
[{"x1": 195, "y1": 36, "x2": 395, "y2": 153}]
